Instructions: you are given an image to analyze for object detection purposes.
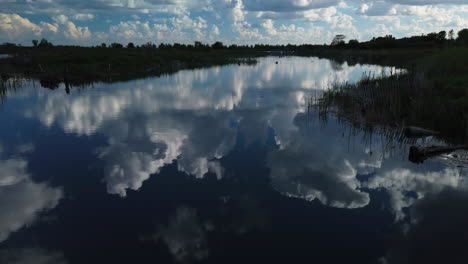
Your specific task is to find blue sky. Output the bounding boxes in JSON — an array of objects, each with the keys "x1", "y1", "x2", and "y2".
[{"x1": 1, "y1": 0, "x2": 468, "y2": 46}]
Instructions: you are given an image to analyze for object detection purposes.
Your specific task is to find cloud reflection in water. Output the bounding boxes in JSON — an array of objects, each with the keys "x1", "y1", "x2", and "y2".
[
  {"x1": 13, "y1": 56, "x2": 459, "y2": 217},
  {"x1": 0, "y1": 146, "x2": 63, "y2": 244}
]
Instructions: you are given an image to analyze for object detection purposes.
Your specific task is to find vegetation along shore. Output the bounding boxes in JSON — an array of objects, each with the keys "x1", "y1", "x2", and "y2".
[
  {"x1": 313, "y1": 29, "x2": 468, "y2": 146},
  {"x1": 1, "y1": 29, "x2": 468, "y2": 145}
]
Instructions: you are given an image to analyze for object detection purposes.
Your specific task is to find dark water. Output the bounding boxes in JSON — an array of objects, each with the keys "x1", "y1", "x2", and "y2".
[{"x1": 0, "y1": 57, "x2": 466, "y2": 264}]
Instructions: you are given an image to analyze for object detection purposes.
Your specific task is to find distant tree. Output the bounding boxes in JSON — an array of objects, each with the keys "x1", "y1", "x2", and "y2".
[
  {"x1": 173, "y1": 43, "x2": 184, "y2": 49},
  {"x1": 127, "y1": 42, "x2": 135, "y2": 48},
  {"x1": 1, "y1": 42, "x2": 17, "y2": 48},
  {"x1": 457, "y1": 28, "x2": 468, "y2": 45},
  {"x1": 449, "y1": 29, "x2": 455, "y2": 40},
  {"x1": 32, "y1": 39, "x2": 38, "y2": 47},
  {"x1": 38, "y1": 38, "x2": 53, "y2": 47},
  {"x1": 141, "y1": 42, "x2": 154, "y2": 48},
  {"x1": 101, "y1": 43, "x2": 107, "y2": 48},
  {"x1": 427, "y1": 32, "x2": 438, "y2": 41},
  {"x1": 331, "y1": 35, "x2": 346, "y2": 46},
  {"x1": 437, "y1": 31, "x2": 447, "y2": 41},
  {"x1": 348, "y1": 39, "x2": 359, "y2": 47},
  {"x1": 111, "y1": 42, "x2": 123, "y2": 48},
  {"x1": 194, "y1": 41, "x2": 203, "y2": 49},
  {"x1": 159, "y1": 43, "x2": 173, "y2": 49},
  {"x1": 211, "y1": 41, "x2": 225, "y2": 49}
]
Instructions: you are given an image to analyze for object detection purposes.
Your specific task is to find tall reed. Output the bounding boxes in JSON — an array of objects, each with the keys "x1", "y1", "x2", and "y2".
[{"x1": 312, "y1": 71, "x2": 468, "y2": 145}]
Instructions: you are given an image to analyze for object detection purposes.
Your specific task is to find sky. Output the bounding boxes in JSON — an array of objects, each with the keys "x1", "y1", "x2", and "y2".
[{"x1": 0, "y1": 0, "x2": 468, "y2": 46}]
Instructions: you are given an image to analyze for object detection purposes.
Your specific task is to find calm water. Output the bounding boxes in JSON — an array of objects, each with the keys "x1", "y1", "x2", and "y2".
[{"x1": 0, "y1": 57, "x2": 466, "y2": 264}]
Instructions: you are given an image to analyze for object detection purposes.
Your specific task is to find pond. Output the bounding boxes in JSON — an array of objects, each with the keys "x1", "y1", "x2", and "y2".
[{"x1": 0, "y1": 57, "x2": 466, "y2": 263}]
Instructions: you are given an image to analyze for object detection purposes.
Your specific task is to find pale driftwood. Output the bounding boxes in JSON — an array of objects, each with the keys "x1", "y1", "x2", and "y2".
[{"x1": 404, "y1": 126, "x2": 439, "y2": 138}]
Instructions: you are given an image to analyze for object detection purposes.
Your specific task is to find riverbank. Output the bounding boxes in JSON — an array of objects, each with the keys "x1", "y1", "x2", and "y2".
[
  {"x1": 298, "y1": 47, "x2": 438, "y2": 68},
  {"x1": 0, "y1": 46, "x2": 260, "y2": 86},
  {"x1": 2, "y1": 45, "x2": 468, "y2": 145},
  {"x1": 314, "y1": 47, "x2": 468, "y2": 145},
  {"x1": 0, "y1": 44, "x2": 461, "y2": 85}
]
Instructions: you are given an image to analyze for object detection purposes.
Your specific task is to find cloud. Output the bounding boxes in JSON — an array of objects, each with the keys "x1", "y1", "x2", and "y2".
[
  {"x1": 97, "y1": 111, "x2": 235, "y2": 197},
  {"x1": 387, "y1": 0, "x2": 468, "y2": 5},
  {"x1": 267, "y1": 113, "x2": 374, "y2": 209},
  {"x1": 0, "y1": 159, "x2": 29, "y2": 187},
  {"x1": 209, "y1": 25, "x2": 220, "y2": 38},
  {"x1": 18, "y1": 57, "x2": 392, "y2": 196},
  {"x1": 52, "y1": 14, "x2": 91, "y2": 39},
  {"x1": 103, "y1": 15, "x2": 210, "y2": 44},
  {"x1": 243, "y1": 0, "x2": 340, "y2": 12},
  {"x1": 0, "y1": 152, "x2": 63, "y2": 243},
  {"x1": 266, "y1": 105, "x2": 467, "y2": 215},
  {"x1": 15, "y1": 144, "x2": 35, "y2": 155},
  {"x1": 73, "y1": 13, "x2": 95, "y2": 21},
  {"x1": 152, "y1": 207, "x2": 210, "y2": 262},
  {"x1": 1, "y1": 57, "x2": 400, "y2": 202},
  {"x1": 0, "y1": 0, "x2": 341, "y2": 16},
  {"x1": 0, "y1": 180, "x2": 63, "y2": 243},
  {"x1": 177, "y1": 113, "x2": 235, "y2": 179},
  {"x1": 98, "y1": 128, "x2": 185, "y2": 197},
  {"x1": 261, "y1": 19, "x2": 277, "y2": 35},
  {"x1": 0, "y1": 13, "x2": 91, "y2": 44},
  {"x1": 0, "y1": 0, "x2": 206, "y2": 15},
  {"x1": 63, "y1": 21, "x2": 91, "y2": 39},
  {"x1": 1, "y1": 0, "x2": 468, "y2": 45},
  {"x1": 356, "y1": 4, "x2": 468, "y2": 40},
  {"x1": 53, "y1": 14, "x2": 69, "y2": 25},
  {"x1": 365, "y1": 166, "x2": 466, "y2": 221},
  {"x1": 0, "y1": 13, "x2": 42, "y2": 41},
  {"x1": 382, "y1": 188, "x2": 468, "y2": 264}
]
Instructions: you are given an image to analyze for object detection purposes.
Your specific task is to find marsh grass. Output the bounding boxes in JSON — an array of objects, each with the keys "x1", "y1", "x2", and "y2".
[
  {"x1": 339, "y1": 119, "x2": 419, "y2": 160},
  {"x1": 313, "y1": 68, "x2": 468, "y2": 145},
  {"x1": 0, "y1": 75, "x2": 29, "y2": 104},
  {"x1": 0, "y1": 46, "x2": 261, "y2": 86}
]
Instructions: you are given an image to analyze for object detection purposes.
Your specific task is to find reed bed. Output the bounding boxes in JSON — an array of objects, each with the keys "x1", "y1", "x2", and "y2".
[
  {"x1": 0, "y1": 75, "x2": 28, "y2": 104},
  {"x1": 312, "y1": 71, "x2": 468, "y2": 145}
]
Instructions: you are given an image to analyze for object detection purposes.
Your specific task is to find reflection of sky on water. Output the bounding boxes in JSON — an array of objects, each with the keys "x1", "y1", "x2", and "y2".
[
  {"x1": 151, "y1": 206, "x2": 210, "y2": 262},
  {"x1": 0, "y1": 57, "x2": 466, "y2": 263},
  {"x1": 11, "y1": 57, "x2": 402, "y2": 197},
  {"x1": 269, "y1": 112, "x2": 467, "y2": 218},
  {"x1": 0, "y1": 144, "x2": 63, "y2": 244},
  {"x1": 0, "y1": 248, "x2": 67, "y2": 264}
]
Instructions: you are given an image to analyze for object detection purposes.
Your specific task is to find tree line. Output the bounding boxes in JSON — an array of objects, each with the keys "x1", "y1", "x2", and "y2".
[
  {"x1": 1, "y1": 28, "x2": 467, "y2": 51},
  {"x1": 331, "y1": 28, "x2": 468, "y2": 49}
]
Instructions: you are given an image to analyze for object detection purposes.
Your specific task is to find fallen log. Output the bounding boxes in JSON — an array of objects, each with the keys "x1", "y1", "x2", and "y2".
[{"x1": 409, "y1": 145, "x2": 468, "y2": 164}]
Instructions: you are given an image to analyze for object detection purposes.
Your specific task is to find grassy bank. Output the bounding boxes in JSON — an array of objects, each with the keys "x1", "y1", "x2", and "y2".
[
  {"x1": 0, "y1": 41, "x2": 446, "y2": 87},
  {"x1": 314, "y1": 47, "x2": 468, "y2": 144},
  {"x1": 298, "y1": 47, "x2": 438, "y2": 69},
  {"x1": 0, "y1": 46, "x2": 260, "y2": 86}
]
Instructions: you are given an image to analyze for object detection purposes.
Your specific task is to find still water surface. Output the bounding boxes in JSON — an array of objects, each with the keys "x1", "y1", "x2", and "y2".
[{"x1": 0, "y1": 57, "x2": 466, "y2": 263}]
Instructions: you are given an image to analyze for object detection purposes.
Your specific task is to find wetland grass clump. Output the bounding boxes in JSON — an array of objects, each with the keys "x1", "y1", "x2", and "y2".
[
  {"x1": 0, "y1": 75, "x2": 29, "y2": 104},
  {"x1": 314, "y1": 69, "x2": 468, "y2": 145}
]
